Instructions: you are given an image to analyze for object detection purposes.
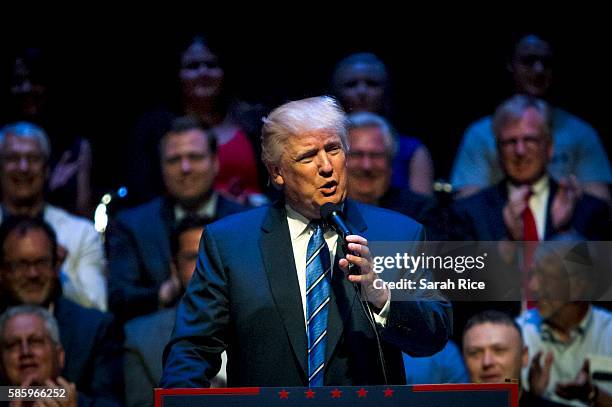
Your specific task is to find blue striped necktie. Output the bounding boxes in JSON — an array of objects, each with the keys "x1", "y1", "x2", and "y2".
[{"x1": 306, "y1": 220, "x2": 331, "y2": 387}]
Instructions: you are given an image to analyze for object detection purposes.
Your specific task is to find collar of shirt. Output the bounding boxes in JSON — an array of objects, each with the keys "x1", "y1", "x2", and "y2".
[
  {"x1": 286, "y1": 204, "x2": 339, "y2": 321},
  {"x1": 540, "y1": 306, "x2": 592, "y2": 345},
  {"x1": 174, "y1": 192, "x2": 218, "y2": 222},
  {"x1": 507, "y1": 175, "x2": 550, "y2": 240}
]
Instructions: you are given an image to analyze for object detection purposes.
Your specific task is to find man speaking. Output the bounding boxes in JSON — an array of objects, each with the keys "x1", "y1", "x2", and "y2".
[{"x1": 161, "y1": 96, "x2": 451, "y2": 387}]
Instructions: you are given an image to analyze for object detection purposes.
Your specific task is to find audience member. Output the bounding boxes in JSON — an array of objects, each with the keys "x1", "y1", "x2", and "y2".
[
  {"x1": 346, "y1": 111, "x2": 450, "y2": 240},
  {"x1": 107, "y1": 116, "x2": 246, "y2": 322},
  {"x1": 517, "y1": 239, "x2": 612, "y2": 406},
  {"x1": 454, "y1": 95, "x2": 609, "y2": 242},
  {"x1": 3, "y1": 47, "x2": 93, "y2": 217},
  {"x1": 0, "y1": 217, "x2": 122, "y2": 406},
  {"x1": 451, "y1": 34, "x2": 611, "y2": 202},
  {"x1": 125, "y1": 34, "x2": 266, "y2": 206},
  {"x1": 331, "y1": 52, "x2": 434, "y2": 195},
  {"x1": 463, "y1": 310, "x2": 565, "y2": 406},
  {"x1": 452, "y1": 96, "x2": 609, "y2": 343},
  {"x1": 123, "y1": 216, "x2": 226, "y2": 407},
  {"x1": 0, "y1": 122, "x2": 106, "y2": 311},
  {"x1": 0, "y1": 306, "x2": 80, "y2": 406}
]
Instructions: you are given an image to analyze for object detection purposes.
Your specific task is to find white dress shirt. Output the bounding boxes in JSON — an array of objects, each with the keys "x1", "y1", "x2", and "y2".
[
  {"x1": 174, "y1": 192, "x2": 218, "y2": 221},
  {"x1": 285, "y1": 204, "x2": 389, "y2": 327},
  {"x1": 508, "y1": 175, "x2": 550, "y2": 240}
]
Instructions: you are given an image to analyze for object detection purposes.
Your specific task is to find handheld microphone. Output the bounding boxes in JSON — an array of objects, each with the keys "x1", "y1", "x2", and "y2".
[
  {"x1": 320, "y1": 202, "x2": 389, "y2": 384},
  {"x1": 320, "y1": 203, "x2": 351, "y2": 239},
  {"x1": 320, "y1": 203, "x2": 359, "y2": 275}
]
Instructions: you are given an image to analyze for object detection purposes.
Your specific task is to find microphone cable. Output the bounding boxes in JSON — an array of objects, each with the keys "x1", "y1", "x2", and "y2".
[
  {"x1": 351, "y1": 279, "x2": 389, "y2": 385},
  {"x1": 321, "y1": 203, "x2": 389, "y2": 384}
]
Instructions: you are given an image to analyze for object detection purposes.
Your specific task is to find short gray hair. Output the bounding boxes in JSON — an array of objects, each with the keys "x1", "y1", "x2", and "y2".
[
  {"x1": 347, "y1": 111, "x2": 398, "y2": 158},
  {"x1": 0, "y1": 305, "x2": 60, "y2": 346},
  {"x1": 492, "y1": 95, "x2": 553, "y2": 141},
  {"x1": 0, "y1": 122, "x2": 51, "y2": 160},
  {"x1": 261, "y1": 96, "x2": 348, "y2": 167}
]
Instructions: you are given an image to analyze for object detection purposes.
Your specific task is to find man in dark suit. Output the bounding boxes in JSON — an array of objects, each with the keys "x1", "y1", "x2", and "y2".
[
  {"x1": 106, "y1": 116, "x2": 246, "y2": 322},
  {"x1": 454, "y1": 95, "x2": 609, "y2": 242},
  {"x1": 123, "y1": 216, "x2": 226, "y2": 407},
  {"x1": 161, "y1": 96, "x2": 451, "y2": 388},
  {"x1": 451, "y1": 95, "x2": 610, "y2": 343},
  {"x1": 0, "y1": 216, "x2": 122, "y2": 406}
]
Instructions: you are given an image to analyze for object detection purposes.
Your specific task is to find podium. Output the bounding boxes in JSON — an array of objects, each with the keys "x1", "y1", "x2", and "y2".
[{"x1": 155, "y1": 383, "x2": 518, "y2": 406}]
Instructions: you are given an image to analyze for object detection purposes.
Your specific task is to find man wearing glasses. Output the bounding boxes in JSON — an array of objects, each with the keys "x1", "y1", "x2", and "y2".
[
  {"x1": 454, "y1": 95, "x2": 609, "y2": 243},
  {"x1": 451, "y1": 34, "x2": 612, "y2": 203},
  {"x1": 0, "y1": 122, "x2": 106, "y2": 311},
  {"x1": 0, "y1": 216, "x2": 122, "y2": 405}
]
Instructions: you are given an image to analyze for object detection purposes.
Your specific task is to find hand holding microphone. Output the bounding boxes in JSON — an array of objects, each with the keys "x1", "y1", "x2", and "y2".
[
  {"x1": 320, "y1": 203, "x2": 359, "y2": 275},
  {"x1": 320, "y1": 203, "x2": 388, "y2": 309}
]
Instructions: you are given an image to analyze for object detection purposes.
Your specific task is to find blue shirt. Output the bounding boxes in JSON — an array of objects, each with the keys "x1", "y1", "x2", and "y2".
[
  {"x1": 403, "y1": 340, "x2": 469, "y2": 384},
  {"x1": 451, "y1": 108, "x2": 612, "y2": 189}
]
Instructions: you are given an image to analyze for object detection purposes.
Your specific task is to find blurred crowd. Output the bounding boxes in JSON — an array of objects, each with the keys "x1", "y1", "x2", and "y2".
[{"x1": 0, "y1": 33, "x2": 611, "y2": 406}]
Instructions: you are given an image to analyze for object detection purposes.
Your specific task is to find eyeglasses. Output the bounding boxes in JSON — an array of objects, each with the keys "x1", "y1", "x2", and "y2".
[
  {"x1": 2, "y1": 257, "x2": 54, "y2": 275},
  {"x1": 1, "y1": 153, "x2": 46, "y2": 168},
  {"x1": 498, "y1": 135, "x2": 547, "y2": 150},
  {"x1": 2, "y1": 335, "x2": 53, "y2": 353}
]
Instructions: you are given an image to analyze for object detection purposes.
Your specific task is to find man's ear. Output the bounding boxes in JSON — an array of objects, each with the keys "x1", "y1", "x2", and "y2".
[
  {"x1": 521, "y1": 345, "x2": 529, "y2": 369},
  {"x1": 268, "y1": 164, "x2": 284, "y2": 187},
  {"x1": 54, "y1": 246, "x2": 67, "y2": 271},
  {"x1": 57, "y1": 345, "x2": 65, "y2": 371}
]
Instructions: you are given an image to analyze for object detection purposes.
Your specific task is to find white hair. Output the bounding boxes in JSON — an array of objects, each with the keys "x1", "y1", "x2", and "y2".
[
  {"x1": 346, "y1": 111, "x2": 398, "y2": 158},
  {"x1": 261, "y1": 96, "x2": 348, "y2": 168},
  {"x1": 0, "y1": 122, "x2": 51, "y2": 160},
  {"x1": 0, "y1": 305, "x2": 61, "y2": 346}
]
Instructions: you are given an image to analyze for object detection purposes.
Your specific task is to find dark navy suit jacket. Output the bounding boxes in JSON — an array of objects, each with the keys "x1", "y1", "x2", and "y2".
[
  {"x1": 55, "y1": 297, "x2": 123, "y2": 407},
  {"x1": 453, "y1": 179, "x2": 610, "y2": 241},
  {"x1": 450, "y1": 178, "x2": 610, "y2": 343},
  {"x1": 106, "y1": 195, "x2": 245, "y2": 321},
  {"x1": 161, "y1": 199, "x2": 451, "y2": 387}
]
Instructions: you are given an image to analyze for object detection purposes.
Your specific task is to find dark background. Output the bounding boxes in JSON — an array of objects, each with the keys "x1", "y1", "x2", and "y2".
[{"x1": 2, "y1": 21, "x2": 610, "y2": 197}]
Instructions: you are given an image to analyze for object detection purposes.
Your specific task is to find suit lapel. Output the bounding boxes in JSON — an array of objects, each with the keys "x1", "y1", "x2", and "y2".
[
  {"x1": 491, "y1": 182, "x2": 511, "y2": 240},
  {"x1": 259, "y1": 202, "x2": 308, "y2": 376},
  {"x1": 259, "y1": 200, "x2": 370, "y2": 375},
  {"x1": 325, "y1": 200, "x2": 368, "y2": 365}
]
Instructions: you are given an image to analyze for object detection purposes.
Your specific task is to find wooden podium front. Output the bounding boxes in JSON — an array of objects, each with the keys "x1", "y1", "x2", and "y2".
[{"x1": 155, "y1": 383, "x2": 518, "y2": 406}]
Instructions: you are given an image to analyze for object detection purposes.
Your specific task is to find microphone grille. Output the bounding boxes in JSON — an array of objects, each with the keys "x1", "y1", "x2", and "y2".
[{"x1": 320, "y1": 202, "x2": 341, "y2": 220}]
